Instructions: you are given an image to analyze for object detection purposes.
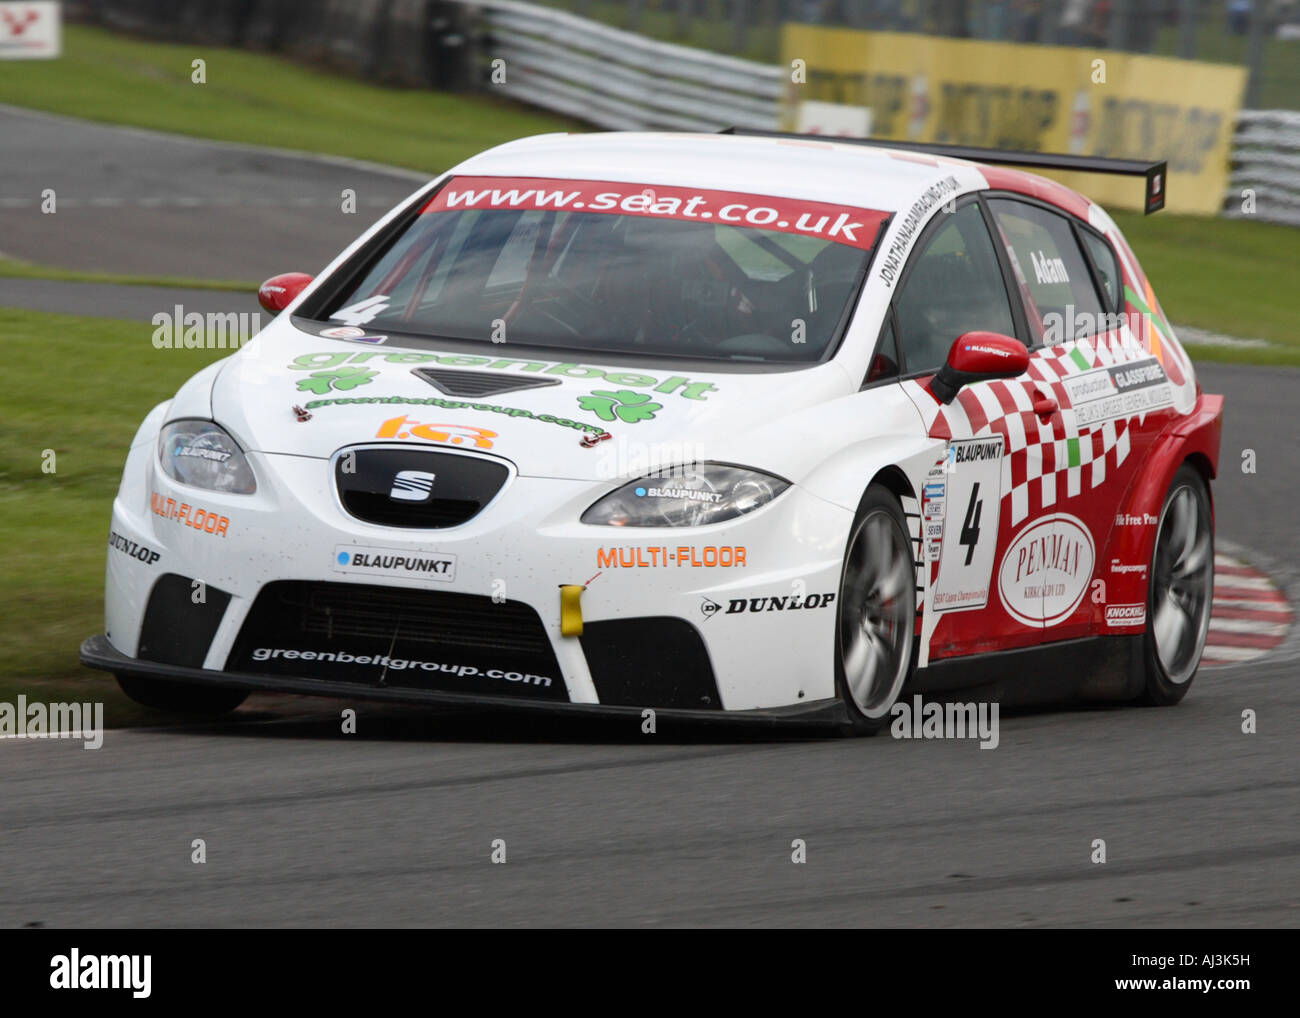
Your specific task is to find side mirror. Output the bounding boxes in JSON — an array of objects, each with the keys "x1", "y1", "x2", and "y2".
[
  {"x1": 929, "y1": 332, "x2": 1030, "y2": 404},
  {"x1": 257, "y1": 272, "x2": 314, "y2": 314}
]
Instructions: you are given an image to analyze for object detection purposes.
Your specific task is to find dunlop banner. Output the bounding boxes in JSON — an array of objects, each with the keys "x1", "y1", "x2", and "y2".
[{"x1": 781, "y1": 25, "x2": 1247, "y2": 215}]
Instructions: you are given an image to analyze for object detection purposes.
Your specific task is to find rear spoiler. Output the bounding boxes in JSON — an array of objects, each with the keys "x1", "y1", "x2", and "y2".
[{"x1": 717, "y1": 127, "x2": 1167, "y2": 214}]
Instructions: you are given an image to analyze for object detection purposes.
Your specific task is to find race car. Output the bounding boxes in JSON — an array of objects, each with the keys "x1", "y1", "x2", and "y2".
[{"x1": 80, "y1": 129, "x2": 1223, "y2": 732}]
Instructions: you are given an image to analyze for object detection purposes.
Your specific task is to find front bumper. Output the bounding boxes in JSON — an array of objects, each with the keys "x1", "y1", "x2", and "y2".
[
  {"x1": 80, "y1": 634, "x2": 849, "y2": 728},
  {"x1": 98, "y1": 445, "x2": 855, "y2": 713}
]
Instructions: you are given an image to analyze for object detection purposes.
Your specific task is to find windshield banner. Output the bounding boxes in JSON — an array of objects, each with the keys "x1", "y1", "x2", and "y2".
[{"x1": 423, "y1": 176, "x2": 890, "y2": 251}]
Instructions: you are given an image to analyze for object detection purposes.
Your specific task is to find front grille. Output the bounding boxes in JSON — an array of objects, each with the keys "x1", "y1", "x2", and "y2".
[
  {"x1": 412, "y1": 367, "x2": 562, "y2": 397},
  {"x1": 226, "y1": 581, "x2": 567, "y2": 701},
  {"x1": 288, "y1": 582, "x2": 550, "y2": 656},
  {"x1": 335, "y1": 447, "x2": 509, "y2": 528}
]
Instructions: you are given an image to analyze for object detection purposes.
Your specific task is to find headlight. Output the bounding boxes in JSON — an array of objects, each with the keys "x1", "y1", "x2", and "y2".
[
  {"x1": 158, "y1": 420, "x2": 257, "y2": 494},
  {"x1": 581, "y1": 464, "x2": 789, "y2": 527}
]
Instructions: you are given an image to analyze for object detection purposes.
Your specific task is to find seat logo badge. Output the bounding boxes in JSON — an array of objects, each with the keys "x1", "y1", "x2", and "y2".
[{"x1": 390, "y1": 470, "x2": 436, "y2": 502}]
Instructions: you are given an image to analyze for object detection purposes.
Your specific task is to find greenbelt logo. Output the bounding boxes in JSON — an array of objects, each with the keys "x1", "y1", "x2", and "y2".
[
  {"x1": 296, "y1": 366, "x2": 378, "y2": 393},
  {"x1": 288, "y1": 351, "x2": 718, "y2": 403},
  {"x1": 577, "y1": 389, "x2": 662, "y2": 423}
]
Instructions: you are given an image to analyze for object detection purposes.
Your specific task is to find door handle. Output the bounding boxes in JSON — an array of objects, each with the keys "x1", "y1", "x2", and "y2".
[{"x1": 1031, "y1": 390, "x2": 1059, "y2": 420}]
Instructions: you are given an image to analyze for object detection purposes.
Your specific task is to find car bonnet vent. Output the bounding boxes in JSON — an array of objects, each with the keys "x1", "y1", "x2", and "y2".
[{"x1": 412, "y1": 367, "x2": 562, "y2": 397}]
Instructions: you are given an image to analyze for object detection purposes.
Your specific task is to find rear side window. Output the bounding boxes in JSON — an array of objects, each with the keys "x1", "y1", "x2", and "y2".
[
  {"x1": 1079, "y1": 228, "x2": 1123, "y2": 312},
  {"x1": 987, "y1": 198, "x2": 1105, "y2": 344}
]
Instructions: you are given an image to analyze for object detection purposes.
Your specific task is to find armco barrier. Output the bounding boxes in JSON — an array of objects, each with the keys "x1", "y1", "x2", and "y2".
[
  {"x1": 474, "y1": 0, "x2": 781, "y2": 131},
  {"x1": 1225, "y1": 109, "x2": 1300, "y2": 227}
]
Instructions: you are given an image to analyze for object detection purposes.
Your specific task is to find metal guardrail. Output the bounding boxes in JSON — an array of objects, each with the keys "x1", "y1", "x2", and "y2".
[
  {"x1": 473, "y1": 0, "x2": 782, "y2": 132},
  {"x1": 1226, "y1": 109, "x2": 1300, "y2": 227}
]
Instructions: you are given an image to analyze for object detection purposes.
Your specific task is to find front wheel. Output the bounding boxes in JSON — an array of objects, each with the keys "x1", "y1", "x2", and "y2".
[
  {"x1": 836, "y1": 485, "x2": 917, "y2": 733},
  {"x1": 1140, "y1": 464, "x2": 1214, "y2": 705},
  {"x1": 116, "y1": 674, "x2": 248, "y2": 716}
]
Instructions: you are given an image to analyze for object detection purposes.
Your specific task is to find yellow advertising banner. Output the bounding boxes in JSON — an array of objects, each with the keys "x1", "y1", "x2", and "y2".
[{"x1": 781, "y1": 25, "x2": 1247, "y2": 215}]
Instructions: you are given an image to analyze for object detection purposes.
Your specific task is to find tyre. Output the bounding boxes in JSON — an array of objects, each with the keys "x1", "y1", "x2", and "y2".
[
  {"x1": 1140, "y1": 464, "x2": 1214, "y2": 705},
  {"x1": 836, "y1": 484, "x2": 917, "y2": 733},
  {"x1": 116, "y1": 674, "x2": 248, "y2": 716}
]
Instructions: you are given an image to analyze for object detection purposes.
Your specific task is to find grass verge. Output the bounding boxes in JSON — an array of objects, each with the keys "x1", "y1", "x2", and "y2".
[
  {"x1": 0, "y1": 24, "x2": 580, "y2": 176},
  {"x1": 0, "y1": 307, "x2": 231, "y2": 722},
  {"x1": 1110, "y1": 210, "x2": 1299, "y2": 362}
]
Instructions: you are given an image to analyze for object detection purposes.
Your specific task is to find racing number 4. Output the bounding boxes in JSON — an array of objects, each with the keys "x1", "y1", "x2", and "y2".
[{"x1": 960, "y1": 483, "x2": 982, "y2": 566}]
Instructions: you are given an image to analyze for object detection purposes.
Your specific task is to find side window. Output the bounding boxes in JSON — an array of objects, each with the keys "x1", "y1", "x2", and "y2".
[
  {"x1": 987, "y1": 198, "x2": 1104, "y2": 344},
  {"x1": 1079, "y1": 228, "x2": 1123, "y2": 312},
  {"x1": 894, "y1": 203, "x2": 1016, "y2": 375}
]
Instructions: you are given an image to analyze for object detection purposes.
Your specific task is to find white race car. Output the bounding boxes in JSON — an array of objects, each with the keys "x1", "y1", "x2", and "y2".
[{"x1": 82, "y1": 130, "x2": 1223, "y2": 732}]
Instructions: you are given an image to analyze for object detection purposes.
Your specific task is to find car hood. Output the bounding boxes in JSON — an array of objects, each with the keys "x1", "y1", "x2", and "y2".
[{"x1": 210, "y1": 321, "x2": 856, "y2": 482}]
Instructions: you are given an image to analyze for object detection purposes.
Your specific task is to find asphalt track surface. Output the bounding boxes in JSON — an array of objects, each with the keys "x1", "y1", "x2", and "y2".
[
  {"x1": 0, "y1": 103, "x2": 423, "y2": 280},
  {"x1": 2, "y1": 109, "x2": 1297, "y2": 928}
]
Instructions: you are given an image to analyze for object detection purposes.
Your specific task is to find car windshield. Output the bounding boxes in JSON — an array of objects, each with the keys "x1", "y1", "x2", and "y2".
[{"x1": 317, "y1": 177, "x2": 889, "y2": 364}]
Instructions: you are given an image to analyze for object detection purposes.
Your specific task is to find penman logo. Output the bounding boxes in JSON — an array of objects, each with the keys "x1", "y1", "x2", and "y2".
[{"x1": 997, "y1": 514, "x2": 1096, "y2": 627}]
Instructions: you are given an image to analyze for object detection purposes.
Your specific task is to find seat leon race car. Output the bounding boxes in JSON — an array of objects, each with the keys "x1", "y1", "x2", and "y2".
[{"x1": 81, "y1": 130, "x2": 1223, "y2": 732}]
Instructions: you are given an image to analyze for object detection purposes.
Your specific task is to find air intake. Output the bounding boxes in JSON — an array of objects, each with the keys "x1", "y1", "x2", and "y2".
[{"x1": 412, "y1": 367, "x2": 562, "y2": 397}]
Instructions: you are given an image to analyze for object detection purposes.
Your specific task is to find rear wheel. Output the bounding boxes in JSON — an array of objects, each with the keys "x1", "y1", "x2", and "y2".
[
  {"x1": 836, "y1": 485, "x2": 917, "y2": 733},
  {"x1": 1141, "y1": 464, "x2": 1214, "y2": 705},
  {"x1": 116, "y1": 674, "x2": 248, "y2": 716}
]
